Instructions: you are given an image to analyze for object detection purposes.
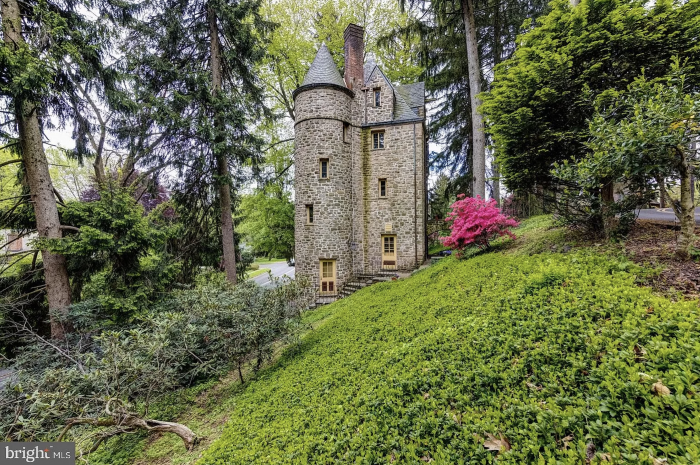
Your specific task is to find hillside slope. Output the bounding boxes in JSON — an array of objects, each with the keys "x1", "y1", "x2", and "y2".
[{"x1": 192, "y1": 237, "x2": 699, "y2": 464}]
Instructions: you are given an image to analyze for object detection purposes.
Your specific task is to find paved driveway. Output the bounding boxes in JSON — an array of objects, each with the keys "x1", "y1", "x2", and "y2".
[
  {"x1": 637, "y1": 207, "x2": 700, "y2": 224},
  {"x1": 251, "y1": 261, "x2": 295, "y2": 287}
]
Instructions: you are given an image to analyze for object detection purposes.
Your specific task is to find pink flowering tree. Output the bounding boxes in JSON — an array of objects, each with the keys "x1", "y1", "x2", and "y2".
[{"x1": 440, "y1": 195, "x2": 519, "y2": 254}]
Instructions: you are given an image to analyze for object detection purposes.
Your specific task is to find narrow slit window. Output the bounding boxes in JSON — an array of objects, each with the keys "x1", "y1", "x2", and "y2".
[
  {"x1": 306, "y1": 204, "x2": 314, "y2": 224},
  {"x1": 379, "y1": 178, "x2": 387, "y2": 197},
  {"x1": 343, "y1": 122, "x2": 350, "y2": 142},
  {"x1": 319, "y1": 159, "x2": 329, "y2": 179},
  {"x1": 373, "y1": 131, "x2": 384, "y2": 149},
  {"x1": 374, "y1": 89, "x2": 381, "y2": 107}
]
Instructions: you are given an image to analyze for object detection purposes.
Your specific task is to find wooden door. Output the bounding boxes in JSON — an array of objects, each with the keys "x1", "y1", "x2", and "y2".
[
  {"x1": 320, "y1": 260, "x2": 336, "y2": 295},
  {"x1": 381, "y1": 235, "x2": 397, "y2": 270}
]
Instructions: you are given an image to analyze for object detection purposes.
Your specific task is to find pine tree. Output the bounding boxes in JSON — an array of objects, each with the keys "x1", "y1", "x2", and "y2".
[
  {"x1": 126, "y1": 0, "x2": 270, "y2": 284},
  {"x1": 396, "y1": 0, "x2": 547, "y2": 198},
  {"x1": 0, "y1": 0, "x2": 133, "y2": 338}
]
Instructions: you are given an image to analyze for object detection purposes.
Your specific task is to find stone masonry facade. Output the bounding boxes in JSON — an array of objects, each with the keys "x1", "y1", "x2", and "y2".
[{"x1": 293, "y1": 24, "x2": 427, "y2": 296}]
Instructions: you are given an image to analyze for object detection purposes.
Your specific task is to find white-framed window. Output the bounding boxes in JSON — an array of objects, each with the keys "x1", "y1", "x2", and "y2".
[{"x1": 372, "y1": 131, "x2": 385, "y2": 149}]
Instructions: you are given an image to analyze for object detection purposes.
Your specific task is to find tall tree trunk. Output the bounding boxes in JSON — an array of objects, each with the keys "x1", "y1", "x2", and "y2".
[
  {"x1": 676, "y1": 156, "x2": 695, "y2": 260},
  {"x1": 208, "y1": 4, "x2": 237, "y2": 284},
  {"x1": 602, "y1": 179, "x2": 614, "y2": 203},
  {"x1": 657, "y1": 167, "x2": 694, "y2": 260},
  {"x1": 461, "y1": 0, "x2": 486, "y2": 199},
  {"x1": 2, "y1": 0, "x2": 72, "y2": 339},
  {"x1": 491, "y1": 0, "x2": 501, "y2": 206}
]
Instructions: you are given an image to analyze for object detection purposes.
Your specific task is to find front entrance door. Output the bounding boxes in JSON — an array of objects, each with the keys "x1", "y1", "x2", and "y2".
[
  {"x1": 320, "y1": 260, "x2": 337, "y2": 295},
  {"x1": 381, "y1": 235, "x2": 397, "y2": 270}
]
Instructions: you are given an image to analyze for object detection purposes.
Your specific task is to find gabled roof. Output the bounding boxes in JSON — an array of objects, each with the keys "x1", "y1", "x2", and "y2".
[
  {"x1": 301, "y1": 43, "x2": 346, "y2": 88},
  {"x1": 365, "y1": 64, "x2": 422, "y2": 123}
]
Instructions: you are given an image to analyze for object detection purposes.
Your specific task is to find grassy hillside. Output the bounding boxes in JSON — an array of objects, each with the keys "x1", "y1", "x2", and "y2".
[{"x1": 99, "y1": 218, "x2": 700, "y2": 464}]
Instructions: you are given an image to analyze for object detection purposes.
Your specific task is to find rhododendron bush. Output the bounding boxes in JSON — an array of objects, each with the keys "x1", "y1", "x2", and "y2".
[{"x1": 441, "y1": 195, "x2": 519, "y2": 253}]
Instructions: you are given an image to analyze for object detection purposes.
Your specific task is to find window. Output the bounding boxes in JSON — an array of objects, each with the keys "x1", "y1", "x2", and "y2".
[
  {"x1": 343, "y1": 122, "x2": 350, "y2": 142},
  {"x1": 372, "y1": 131, "x2": 384, "y2": 149},
  {"x1": 383, "y1": 236, "x2": 395, "y2": 254},
  {"x1": 306, "y1": 204, "x2": 314, "y2": 224},
  {"x1": 374, "y1": 89, "x2": 381, "y2": 107},
  {"x1": 320, "y1": 260, "x2": 336, "y2": 294},
  {"x1": 382, "y1": 235, "x2": 397, "y2": 270},
  {"x1": 319, "y1": 159, "x2": 329, "y2": 179},
  {"x1": 378, "y1": 178, "x2": 387, "y2": 197}
]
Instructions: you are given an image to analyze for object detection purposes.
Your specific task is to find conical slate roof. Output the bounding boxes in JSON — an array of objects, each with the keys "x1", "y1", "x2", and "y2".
[{"x1": 301, "y1": 43, "x2": 346, "y2": 87}]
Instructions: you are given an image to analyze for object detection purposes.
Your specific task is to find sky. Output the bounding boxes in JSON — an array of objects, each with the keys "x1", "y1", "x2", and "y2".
[{"x1": 46, "y1": 128, "x2": 75, "y2": 151}]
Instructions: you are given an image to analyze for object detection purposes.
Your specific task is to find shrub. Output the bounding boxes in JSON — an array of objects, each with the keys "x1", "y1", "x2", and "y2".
[
  {"x1": 440, "y1": 195, "x2": 519, "y2": 253},
  {"x1": 195, "y1": 251, "x2": 700, "y2": 465},
  {"x1": 0, "y1": 277, "x2": 313, "y2": 458}
]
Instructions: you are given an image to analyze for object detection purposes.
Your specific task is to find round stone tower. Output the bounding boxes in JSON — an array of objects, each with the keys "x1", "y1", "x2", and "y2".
[{"x1": 293, "y1": 43, "x2": 354, "y2": 297}]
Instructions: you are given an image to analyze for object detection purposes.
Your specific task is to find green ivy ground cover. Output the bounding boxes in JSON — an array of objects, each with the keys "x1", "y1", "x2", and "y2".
[{"x1": 197, "y1": 251, "x2": 700, "y2": 464}]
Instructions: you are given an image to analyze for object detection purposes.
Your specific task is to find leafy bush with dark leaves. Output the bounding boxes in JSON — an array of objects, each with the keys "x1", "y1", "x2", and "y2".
[{"x1": 0, "y1": 275, "x2": 313, "y2": 458}]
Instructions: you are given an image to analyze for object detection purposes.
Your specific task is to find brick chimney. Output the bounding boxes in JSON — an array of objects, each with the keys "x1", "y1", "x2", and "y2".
[{"x1": 343, "y1": 24, "x2": 364, "y2": 90}]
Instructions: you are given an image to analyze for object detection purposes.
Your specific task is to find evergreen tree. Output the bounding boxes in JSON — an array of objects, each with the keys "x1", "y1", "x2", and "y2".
[
  {"x1": 0, "y1": 0, "x2": 134, "y2": 339},
  {"x1": 397, "y1": 0, "x2": 547, "y2": 198},
  {"x1": 126, "y1": 0, "x2": 271, "y2": 284}
]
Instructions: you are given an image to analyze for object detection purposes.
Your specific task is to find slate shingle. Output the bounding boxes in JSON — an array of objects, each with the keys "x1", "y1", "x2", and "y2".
[
  {"x1": 301, "y1": 43, "x2": 346, "y2": 88},
  {"x1": 395, "y1": 82, "x2": 425, "y2": 111}
]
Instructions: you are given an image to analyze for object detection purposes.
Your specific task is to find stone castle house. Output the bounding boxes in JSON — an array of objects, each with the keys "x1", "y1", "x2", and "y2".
[{"x1": 293, "y1": 24, "x2": 428, "y2": 297}]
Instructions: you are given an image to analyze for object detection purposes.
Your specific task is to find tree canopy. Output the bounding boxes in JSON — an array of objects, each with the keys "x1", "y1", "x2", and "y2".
[{"x1": 482, "y1": 0, "x2": 700, "y2": 193}]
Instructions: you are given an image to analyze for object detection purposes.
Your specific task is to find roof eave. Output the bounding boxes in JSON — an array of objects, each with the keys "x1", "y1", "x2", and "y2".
[{"x1": 292, "y1": 83, "x2": 355, "y2": 100}]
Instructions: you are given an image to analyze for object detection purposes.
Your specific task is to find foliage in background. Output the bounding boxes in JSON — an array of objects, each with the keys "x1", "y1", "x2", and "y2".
[
  {"x1": 482, "y1": 0, "x2": 700, "y2": 193},
  {"x1": 45, "y1": 186, "x2": 180, "y2": 322},
  {"x1": 580, "y1": 64, "x2": 699, "y2": 254},
  {"x1": 238, "y1": 185, "x2": 294, "y2": 260},
  {"x1": 46, "y1": 148, "x2": 95, "y2": 202},
  {"x1": 122, "y1": 0, "x2": 271, "y2": 284},
  {"x1": 259, "y1": 0, "x2": 423, "y2": 123},
  {"x1": 441, "y1": 195, "x2": 518, "y2": 253},
  {"x1": 393, "y1": 0, "x2": 548, "y2": 197},
  {"x1": 0, "y1": 150, "x2": 21, "y2": 211},
  {"x1": 428, "y1": 173, "x2": 454, "y2": 221}
]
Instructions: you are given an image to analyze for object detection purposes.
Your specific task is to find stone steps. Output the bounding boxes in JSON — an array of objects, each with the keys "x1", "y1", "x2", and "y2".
[{"x1": 311, "y1": 270, "x2": 405, "y2": 307}]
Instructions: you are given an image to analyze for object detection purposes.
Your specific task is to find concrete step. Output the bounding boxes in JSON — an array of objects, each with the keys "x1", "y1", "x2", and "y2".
[{"x1": 315, "y1": 296, "x2": 338, "y2": 306}]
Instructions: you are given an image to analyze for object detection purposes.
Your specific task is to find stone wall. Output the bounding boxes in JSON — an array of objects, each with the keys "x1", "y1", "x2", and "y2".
[
  {"x1": 357, "y1": 121, "x2": 426, "y2": 271},
  {"x1": 294, "y1": 87, "x2": 353, "y2": 293},
  {"x1": 295, "y1": 87, "x2": 353, "y2": 123},
  {"x1": 364, "y1": 70, "x2": 394, "y2": 125},
  {"x1": 294, "y1": 69, "x2": 428, "y2": 295}
]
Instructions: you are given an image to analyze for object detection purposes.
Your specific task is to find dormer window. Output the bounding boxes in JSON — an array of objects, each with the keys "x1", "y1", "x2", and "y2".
[{"x1": 374, "y1": 89, "x2": 381, "y2": 107}]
